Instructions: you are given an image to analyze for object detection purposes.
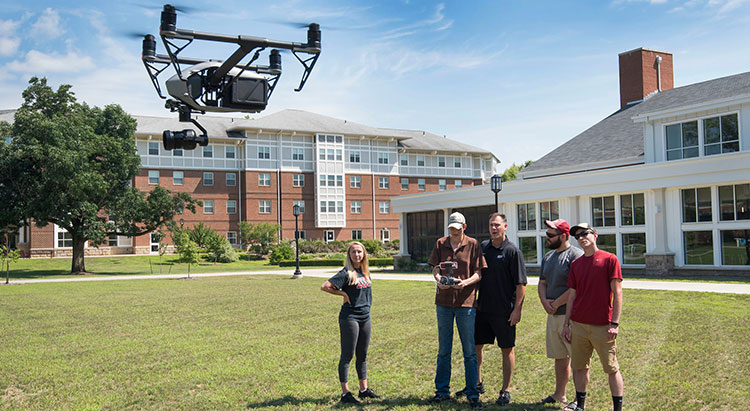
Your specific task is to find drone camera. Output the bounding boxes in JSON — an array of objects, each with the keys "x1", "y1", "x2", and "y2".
[{"x1": 162, "y1": 129, "x2": 208, "y2": 151}]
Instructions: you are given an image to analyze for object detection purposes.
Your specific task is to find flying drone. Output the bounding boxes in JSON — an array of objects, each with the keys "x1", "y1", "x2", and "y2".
[{"x1": 140, "y1": 4, "x2": 321, "y2": 150}]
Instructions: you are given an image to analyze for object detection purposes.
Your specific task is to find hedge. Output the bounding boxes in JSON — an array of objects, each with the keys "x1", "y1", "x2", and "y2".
[{"x1": 278, "y1": 258, "x2": 393, "y2": 267}]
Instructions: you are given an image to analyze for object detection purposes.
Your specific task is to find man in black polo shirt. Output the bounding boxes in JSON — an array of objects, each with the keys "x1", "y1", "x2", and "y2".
[{"x1": 457, "y1": 212, "x2": 526, "y2": 406}]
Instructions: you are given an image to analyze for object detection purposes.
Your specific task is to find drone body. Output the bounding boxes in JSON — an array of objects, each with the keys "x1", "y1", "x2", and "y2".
[{"x1": 141, "y1": 4, "x2": 321, "y2": 150}]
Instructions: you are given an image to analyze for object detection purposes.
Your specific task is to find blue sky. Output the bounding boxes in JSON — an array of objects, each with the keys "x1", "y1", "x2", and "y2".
[{"x1": 2, "y1": 0, "x2": 750, "y2": 169}]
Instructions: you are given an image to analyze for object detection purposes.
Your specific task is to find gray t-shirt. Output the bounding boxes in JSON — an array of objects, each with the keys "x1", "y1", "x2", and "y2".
[{"x1": 540, "y1": 245, "x2": 584, "y2": 315}]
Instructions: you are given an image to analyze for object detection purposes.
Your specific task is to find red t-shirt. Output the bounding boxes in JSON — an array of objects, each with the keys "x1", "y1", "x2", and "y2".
[{"x1": 567, "y1": 250, "x2": 622, "y2": 325}]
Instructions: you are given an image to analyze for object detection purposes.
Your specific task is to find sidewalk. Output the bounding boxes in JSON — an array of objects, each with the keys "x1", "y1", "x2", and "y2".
[{"x1": 7, "y1": 268, "x2": 750, "y2": 294}]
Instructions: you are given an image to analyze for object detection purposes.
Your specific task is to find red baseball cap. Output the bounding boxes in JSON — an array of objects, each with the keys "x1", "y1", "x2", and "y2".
[{"x1": 544, "y1": 219, "x2": 570, "y2": 236}]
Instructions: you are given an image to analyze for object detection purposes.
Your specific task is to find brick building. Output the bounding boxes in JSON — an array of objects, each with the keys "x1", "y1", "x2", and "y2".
[{"x1": 5, "y1": 109, "x2": 498, "y2": 256}]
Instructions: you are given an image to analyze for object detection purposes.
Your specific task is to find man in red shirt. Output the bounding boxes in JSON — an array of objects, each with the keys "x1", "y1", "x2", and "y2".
[{"x1": 561, "y1": 223, "x2": 623, "y2": 411}]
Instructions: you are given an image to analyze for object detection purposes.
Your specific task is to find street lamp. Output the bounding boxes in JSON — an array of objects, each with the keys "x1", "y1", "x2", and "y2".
[
  {"x1": 491, "y1": 174, "x2": 502, "y2": 211},
  {"x1": 179, "y1": 218, "x2": 184, "y2": 229},
  {"x1": 292, "y1": 204, "x2": 303, "y2": 279}
]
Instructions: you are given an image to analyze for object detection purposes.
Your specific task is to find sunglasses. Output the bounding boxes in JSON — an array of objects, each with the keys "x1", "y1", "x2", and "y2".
[
  {"x1": 545, "y1": 231, "x2": 562, "y2": 238},
  {"x1": 573, "y1": 230, "x2": 594, "y2": 239}
]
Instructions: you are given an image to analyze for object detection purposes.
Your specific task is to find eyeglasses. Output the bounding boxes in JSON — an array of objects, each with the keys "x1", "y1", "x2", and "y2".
[
  {"x1": 545, "y1": 231, "x2": 562, "y2": 238},
  {"x1": 573, "y1": 230, "x2": 594, "y2": 239}
]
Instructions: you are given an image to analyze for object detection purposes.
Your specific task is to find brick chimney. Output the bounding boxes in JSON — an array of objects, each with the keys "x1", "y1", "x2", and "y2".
[{"x1": 618, "y1": 48, "x2": 673, "y2": 108}]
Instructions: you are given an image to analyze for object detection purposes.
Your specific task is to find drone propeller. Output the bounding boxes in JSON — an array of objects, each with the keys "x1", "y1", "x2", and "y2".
[
  {"x1": 121, "y1": 31, "x2": 152, "y2": 40},
  {"x1": 134, "y1": 3, "x2": 198, "y2": 14},
  {"x1": 263, "y1": 19, "x2": 352, "y2": 31}
]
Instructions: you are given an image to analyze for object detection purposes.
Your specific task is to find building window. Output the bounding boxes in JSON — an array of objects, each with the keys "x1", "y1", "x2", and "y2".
[
  {"x1": 337, "y1": 201, "x2": 343, "y2": 213},
  {"x1": 292, "y1": 148, "x2": 304, "y2": 160},
  {"x1": 718, "y1": 183, "x2": 750, "y2": 221},
  {"x1": 622, "y1": 233, "x2": 646, "y2": 264},
  {"x1": 324, "y1": 149, "x2": 333, "y2": 161},
  {"x1": 297, "y1": 231, "x2": 306, "y2": 240},
  {"x1": 721, "y1": 230, "x2": 750, "y2": 265},
  {"x1": 148, "y1": 141, "x2": 159, "y2": 156},
  {"x1": 225, "y1": 145, "x2": 236, "y2": 159},
  {"x1": 319, "y1": 175, "x2": 326, "y2": 187},
  {"x1": 328, "y1": 175, "x2": 335, "y2": 186},
  {"x1": 258, "y1": 146, "x2": 270, "y2": 159},
  {"x1": 454, "y1": 157, "x2": 461, "y2": 168},
  {"x1": 173, "y1": 171, "x2": 184, "y2": 185},
  {"x1": 438, "y1": 156, "x2": 446, "y2": 167},
  {"x1": 57, "y1": 231, "x2": 73, "y2": 248},
  {"x1": 682, "y1": 187, "x2": 712, "y2": 223},
  {"x1": 439, "y1": 179, "x2": 446, "y2": 191},
  {"x1": 704, "y1": 114, "x2": 739, "y2": 156},
  {"x1": 517, "y1": 203, "x2": 535, "y2": 231},
  {"x1": 539, "y1": 201, "x2": 559, "y2": 230},
  {"x1": 258, "y1": 173, "x2": 271, "y2": 187},
  {"x1": 203, "y1": 145, "x2": 213, "y2": 158},
  {"x1": 328, "y1": 201, "x2": 336, "y2": 213},
  {"x1": 378, "y1": 176, "x2": 389, "y2": 189},
  {"x1": 351, "y1": 201, "x2": 361, "y2": 214},
  {"x1": 204, "y1": 200, "x2": 214, "y2": 214},
  {"x1": 401, "y1": 178, "x2": 409, "y2": 190},
  {"x1": 666, "y1": 120, "x2": 698, "y2": 161},
  {"x1": 225, "y1": 173, "x2": 236, "y2": 187},
  {"x1": 418, "y1": 179, "x2": 426, "y2": 191},
  {"x1": 227, "y1": 231, "x2": 238, "y2": 246},
  {"x1": 148, "y1": 170, "x2": 159, "y2": 185},
  {"x1": 350, "y1": 176, "x2": 361, "y2": 188},
  {"x1": 293, "y1": 174, "x2": 305, "y2": 187},
  {"x1": 259, "y1": 200, "x2": 271, "y2": 214},
  {"x1": 320, "y1": 201, "x2": 327, "y2": 213},
  {"x1": 336, "y1": 175, "x2": 343, "y2": 187},
  {"x1": 203, "y1": 172, "x2": 214, "y2": 186},
  {"x1": 293, "y1": 200, "x2": 305, "y2": 213},
  {"x1": 454, "y1": 180, "x2": 462, "y2": 189},
  {"x1": 352, "y1": 230, "x2": 362, "y2": 240},
  {"x1": 400, "y1": 154, "x2": 408, "y2": 166},
  {"x1": 349, "y1": 151, "x2": 361, "y2": 163},
  {"x1": 592, "y1": 196, "x2": 615, "y2": 227},
  {"x1": 335, "y1": 136, "x2": 342, "y2": 143},
  {"x1": 379, "y1": 201, "x2": 389, "y2": 214},
  {"x1": 377, "y1": 152, "x2": 389, "y2": 164},
  {"x1": 597, "y1": 234, "x2": 617, "y2": 255},
  {"x1": 172, "y1": 148, "x2": 183, "y2": 157},
  {"x1": 108, "y1": 234, "x2": 119, "y2": 247},
  {"x1": 226, "y1": 200, "x2": 237, "y2": 214},
  {"x1": 684, "y1": 231, "x2": 713, "y2": 265},
  {"x1": 325, "y1": 230, "x2": 335, "y2": 243},
  {"x1": 319, "y1": 148, "x2": 325, "y2": 160},
  {"x1": 417, "y1": 155, "x2": 425, "y2": 166},
  {"x1": 380, "y1": 229, "x2": 390, "y2": 242},
  {"x1": 518, "y1": 237, "x2": 537, "y2": 264},
  {"x1": 336, "y1": 149, "x2": 342, "y2": 161},
  {"x1": 620, "y1": 194, "x2": 645, "y2": 226}
]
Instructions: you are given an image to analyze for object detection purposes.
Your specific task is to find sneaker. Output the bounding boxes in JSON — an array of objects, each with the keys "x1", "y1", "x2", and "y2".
[
  {"x1": 469, "y1": 397, "x2": 484, "y2": 409},
  {"x1": 358, "y1": 388, "x2": 380, "y2": 399},
  {"x1": 426, "y1": 394, "x2": 451, "y2": 404},
  {"x1": 455, "y1": 381, "x2": 486, "y2": 396},
  {"x1": 340, "y1": 392, "x2": 360, "y2": 404},
  {"x1": 495, "y1": 390, "x2": 511, "y2": 406}
]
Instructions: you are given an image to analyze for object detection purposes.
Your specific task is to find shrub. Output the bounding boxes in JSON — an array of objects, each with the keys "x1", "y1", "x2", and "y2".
[
  {"x1": 298, "y1": 240, "x2": 327, "y2": 254},
  {"x1": 188, "y1": 222, "x2": 215, "y2": 248},
  {"x1": 269, "y1": 243, "x2": 294, "y2": 265},
  {"x1": 279, "y1": 258, "x2": 344, "y2": 267},
  {"x1": 360, "y1": 239, "x2": 382, "y2": 255}
]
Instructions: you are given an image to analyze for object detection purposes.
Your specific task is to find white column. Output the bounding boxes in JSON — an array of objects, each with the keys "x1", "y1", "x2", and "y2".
[
  {"x1": 443, "y1": 208, "x2": 451, "y2": 236},
  {"x1": 397, "y1": 213, "x2": 409, "y2": 256}
]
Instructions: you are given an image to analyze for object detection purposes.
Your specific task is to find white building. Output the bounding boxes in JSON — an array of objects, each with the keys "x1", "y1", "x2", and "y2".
[{"x1": 393, "y1": 48, "x2": 750, "y2": 276}]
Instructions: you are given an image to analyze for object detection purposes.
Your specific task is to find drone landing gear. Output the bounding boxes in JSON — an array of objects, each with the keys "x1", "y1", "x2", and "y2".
[{"x1": 162, "y1": 100, "x2": 209, "y2": 150}]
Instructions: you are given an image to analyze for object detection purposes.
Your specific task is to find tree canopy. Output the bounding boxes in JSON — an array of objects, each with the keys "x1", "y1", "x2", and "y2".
[
  {"x1": 0, "y1": 77, "x2": 199, "y2": 273},
  {"x1": 500, "y1": 160, "x2": 534, "y2": 182}
]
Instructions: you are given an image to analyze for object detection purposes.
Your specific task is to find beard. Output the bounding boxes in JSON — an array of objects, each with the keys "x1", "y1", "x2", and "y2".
[{"x1": 546, "y1": 237, "x2": 562, "y2": 250}]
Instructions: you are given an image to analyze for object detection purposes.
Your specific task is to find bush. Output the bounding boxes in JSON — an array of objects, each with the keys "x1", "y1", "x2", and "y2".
[
  {"x1": 298, "y1": 240, "x2": 327, "y2": 254},
  {"x1": 360, "y1": 239, "x2": 382, "y2": 255},
  {"x1": 205, "y1": 232, "x2": 239, "y2": 263},
  {"x1": 326, "y1": 240, "x2": 349, "y2": 253},
  {"x1": 188, "y1": 222, "x2": 215, "y2": 249},
  {"x1": 277, "y1": 257, "x2": 393, "y2": 267},
  {"x1": 269, "y1": 243, "x2": 294, "y2": 265}
]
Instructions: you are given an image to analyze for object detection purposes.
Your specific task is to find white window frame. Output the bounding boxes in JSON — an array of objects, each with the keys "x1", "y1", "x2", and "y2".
[
  {"x1": 259, "y1": 200, "x2": 271, "y2": 214},
  {"x1": 204, "y1": 200, "x2": 214, "y2": 214},
  {"x1": 400, "y1": 154, "x2": 408, "y2": 166},
  {"x1": 258, "y1": 146, "x2": 271, "y2": 159},
  {"x1": 324, "y1": 230, "x2": 335, "y2": 243},
  {"x1": 173, "y1": 171, "x2": 184, "y2": 185},
  {"x1": 665, "y1": 111, "x2": 740, "y2": 161},
  {"x1": 401, "y1": 178, "x2": 409, "y2": 190},
  {"x1": 439, "y1": 179, "x2": 446, "y2": 191},
  {"x1": 350, "y1": 176, "x2": 361, "y2": 188},
  {"x1": 351, "y1": 201, "x2": 361, "y2": 214},
  {"x1": 454, "y1": 179, "x2": 462, "y2": 189},
  {"x1": 377, "y1": 152, "x2": 389, "y2": 164},
  {"x1": 352, "y1": 230, "x2": 362, "y2": 240},
  {"x1": 259, "y1": 173, "x2": 271, "y2": 187},
  {"x1": 349, "y1": 151, "x2": 361, "y2": 163},
  {"x1": 379, "y1": 201, "x2": 390, "y2": 214},
  {"x1": 227, "y1": 200, "x2": 237, "y2": 214},
  {"x1": 225, "y1": 145, "x2": 236, "y2": 159},
  {"x1": 292, "y1": 148, "x2": 304, "y2": 161},
  {"x1": 380, "y1": 228, "x2": 390, "y2": 242},
  {"x1": 438, "y1": 156, "x2": 446, "y2": 167},
  {"x1": 203, "y1": 145, "x2": 213, "y2": 158},
  {"x1": 148, "y1": 141, "x2": 159, "y2": 156},
  {"x1": 293, "y1": 174, "x2": 305, "y2": 187},
  {"x1": 148, "y1": 170, "x2": 160, "y2": 185},
  {"x1": 418, "y1": 178, "x2": 426, "y2": 191},
  {"x1": 378, "y1": 176, "x2": 389, "y2": 189},
  {"x1": 226, "y1": 173, "x2": 236, "y2": 187},
  {"x1": 227, "y1": 231, "x2": 238, "y2": 246},
  {"x1": 417, "y1": 155, "x2": 425, "y2": 166},
  {"x1": 203, "y1": 172, "x2": 214, "y2": 186},
  {"x1": 172, "y1": 148, "x2": 183, "y2": 157},
  {"x1": 293, "y1": 200, "x2": 305, "y2": 214}
]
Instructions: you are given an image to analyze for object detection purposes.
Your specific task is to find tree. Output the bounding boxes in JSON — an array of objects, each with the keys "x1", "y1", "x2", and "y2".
[
  {"x1": 4, "y1": 77, "x2": 199, "y2": 274},
  {"x1": 0, "y1": 245, "x2": 20, "y2": 284},
  {"x1": 0, "y1": 130, "x2": 27, "y2": 252},
  {"x1": 500, "y1": 160, "x2": 534, "y2": 182},
  {"x1": 239, "y1": 221, "x2": 279, "y2": 255},
  {"x1": 175, "y1": 231, "x2": 200, "y2": 278}
]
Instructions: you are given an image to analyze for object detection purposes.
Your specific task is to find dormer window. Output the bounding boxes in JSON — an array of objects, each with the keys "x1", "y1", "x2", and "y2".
[{"x1": 666, "y1": 113, "x2": 739, "y2": 161}]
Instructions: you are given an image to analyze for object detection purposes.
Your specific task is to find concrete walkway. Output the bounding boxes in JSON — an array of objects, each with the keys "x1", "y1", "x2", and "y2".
[{"x1": 7, "y1": 268, "x2": 750, "y2": 294}]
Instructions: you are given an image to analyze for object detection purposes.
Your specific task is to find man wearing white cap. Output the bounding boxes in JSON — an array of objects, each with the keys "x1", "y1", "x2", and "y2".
[{"x1": 426, "y1": 211, "x2": 486, "y2": 409}]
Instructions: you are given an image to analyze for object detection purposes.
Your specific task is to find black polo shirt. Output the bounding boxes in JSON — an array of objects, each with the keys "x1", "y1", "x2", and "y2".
[{"x1": 477, "y1": 237, "x2": 527, "y2": 314}]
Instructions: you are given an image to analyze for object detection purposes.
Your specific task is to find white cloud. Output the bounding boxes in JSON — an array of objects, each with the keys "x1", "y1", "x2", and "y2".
[
  {"x1": 378, "y1": 3, "x2": 453, "y2": 40},
  {"x1": 30, "y1": 8, "x2": 65, "y2": 40},
  {"x1": 0, "y1": 18, "x2": 22, "y2": 36},
  {"x1": 4, "y1": 50, "x2": 94, "y2": 74},
  {"x1": 0, "y1": 37, "x2": 21, "y2": 56}
]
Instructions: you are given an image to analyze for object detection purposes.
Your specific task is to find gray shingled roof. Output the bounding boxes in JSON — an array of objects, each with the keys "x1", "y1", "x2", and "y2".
[
  {"x1": 523, "y1": 70, "x2": 750, "y2": 174},
  {"x1": 385, "y1": 128, "x2": 490, "y2": 155},
  {"x1": 134, "y1": 115, "x2": 244, "y2": 138}
]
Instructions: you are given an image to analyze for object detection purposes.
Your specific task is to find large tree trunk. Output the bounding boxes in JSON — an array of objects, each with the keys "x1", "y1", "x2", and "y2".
[{"x1": 71, "y1": 236, "x2": 87, "y2": 274}]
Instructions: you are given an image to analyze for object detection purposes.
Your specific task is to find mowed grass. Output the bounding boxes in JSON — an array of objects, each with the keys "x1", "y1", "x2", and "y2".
[
  {"x1": 5, "y1": 255, "x2": 289, "y2": 279},
  {"x1": 1, "y1": 277, "x2": 748, "y2": 410}
]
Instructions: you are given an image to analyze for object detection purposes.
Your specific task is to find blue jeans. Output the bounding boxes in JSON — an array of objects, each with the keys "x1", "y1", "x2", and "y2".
[{"x1": 435, "y1": 305, "x2": 479, "y2": 399}]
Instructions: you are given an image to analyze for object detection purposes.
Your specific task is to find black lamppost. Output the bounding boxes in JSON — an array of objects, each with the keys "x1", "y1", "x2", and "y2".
[
  {"x1": 292, "y1": 204, "x2": 303, "y2": 279},
  {"x1": 491, "y1": 174, "x2": 502, "y2": 211},
  {"x1": 179, "y1": 218, "x2": 184, "y2": 229}
]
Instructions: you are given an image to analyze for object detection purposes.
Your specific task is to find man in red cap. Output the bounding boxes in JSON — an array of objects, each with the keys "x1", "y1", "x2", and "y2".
[{"x1": 537, "y1": 219, "x2": 583, "y2": 408}]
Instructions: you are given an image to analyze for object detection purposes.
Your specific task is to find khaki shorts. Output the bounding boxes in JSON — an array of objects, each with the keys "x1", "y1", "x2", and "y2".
[
  {"x1": 570, "y1": 321, "x2": 619, "y2": 374},
  {"x1": 546, "y1": 314, "x2": 571, "y2": 359}
]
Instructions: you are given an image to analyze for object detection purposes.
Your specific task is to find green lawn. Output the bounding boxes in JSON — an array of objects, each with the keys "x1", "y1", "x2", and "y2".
[
  {"x1": 3, "y1": 255, "x2": 293, "y2": 280},
  {"x1": 1, "y1": 277, "x2": 748, "y2": 410}
]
